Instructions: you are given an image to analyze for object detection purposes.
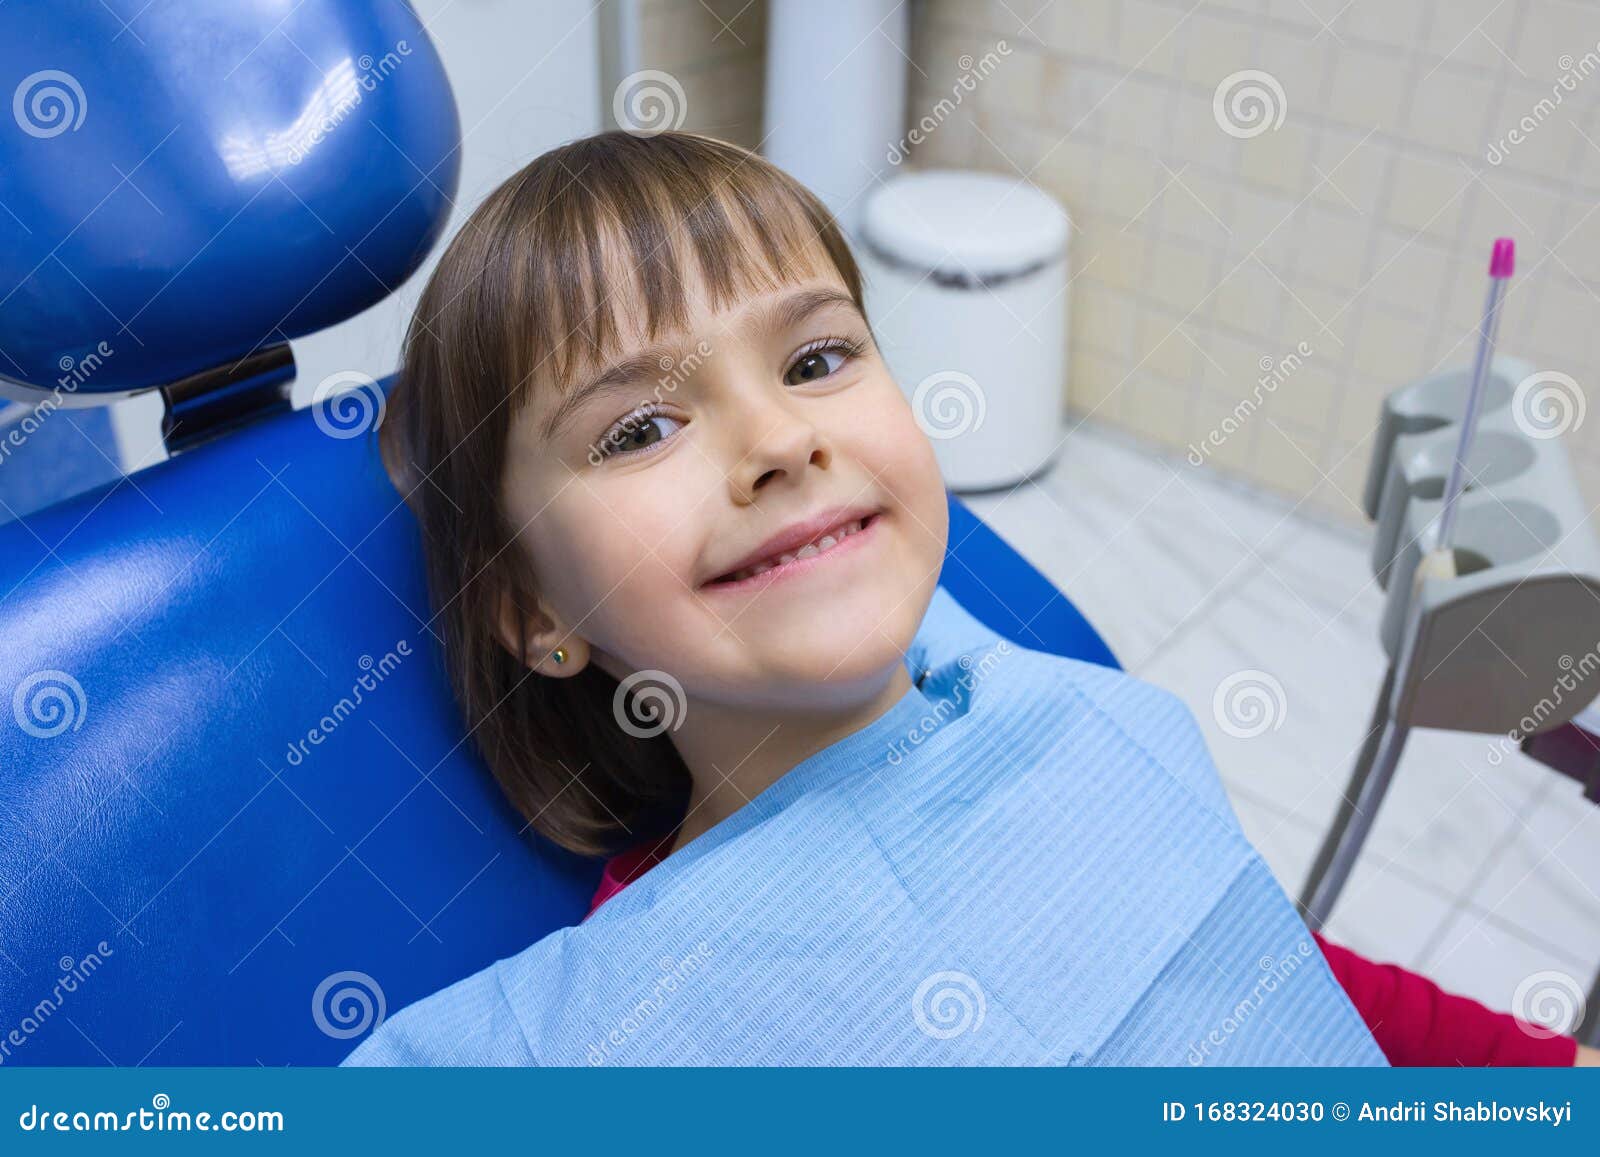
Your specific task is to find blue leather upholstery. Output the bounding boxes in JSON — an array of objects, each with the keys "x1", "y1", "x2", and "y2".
[
  {"x1": 941, "y1": 496, "x2": 1119, "y2": 671},
  {"x1": 0, "y1": 1, "x2": 458, "y2": 395},
  {"x1": 0, "y1": 0, "x2": 1118, "y2": 1068},
  {"x1": 0, "y1": 390, "x2": 1117, "y2": 1065}
]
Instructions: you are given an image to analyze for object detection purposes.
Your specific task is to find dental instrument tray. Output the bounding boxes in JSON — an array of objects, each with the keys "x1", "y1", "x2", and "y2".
[
  {"x1": 1300, "y1": 355, "x2": 1600, "y2": 963},
  {"x1": 1362, "y1": 356, "x2": 1600, "y2": 735}
]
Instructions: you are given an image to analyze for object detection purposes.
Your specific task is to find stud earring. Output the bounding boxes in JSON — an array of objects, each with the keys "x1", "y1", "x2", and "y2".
[{"x1": 550, "y1": 647, "x2": 567, "y2": 665}]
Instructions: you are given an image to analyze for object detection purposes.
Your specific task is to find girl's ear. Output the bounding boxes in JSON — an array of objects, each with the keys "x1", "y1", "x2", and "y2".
[{"x1": 494, "y1": 583, "x2": 588, "y2": 677}]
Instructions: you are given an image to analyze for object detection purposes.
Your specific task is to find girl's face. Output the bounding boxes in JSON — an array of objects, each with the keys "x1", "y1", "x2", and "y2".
[{"x1": 499, "y1": 263, "x2": 949, "y2": 712}]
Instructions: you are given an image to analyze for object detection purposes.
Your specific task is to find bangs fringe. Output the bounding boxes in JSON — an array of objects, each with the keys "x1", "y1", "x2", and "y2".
[{"x1": 492, "y1": 131, "x2": 850, "y2": 402}]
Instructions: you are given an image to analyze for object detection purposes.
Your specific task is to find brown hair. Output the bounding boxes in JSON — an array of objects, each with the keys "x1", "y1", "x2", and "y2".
[{"x1": 379, "y1": 130, "x2": 869, "y2": 857}]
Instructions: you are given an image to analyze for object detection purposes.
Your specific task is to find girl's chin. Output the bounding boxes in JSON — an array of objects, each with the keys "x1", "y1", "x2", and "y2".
[
  {"x1": 700, "y1": 663, "x2": 911, "y2": 715},
  {"x1": 744, "y1": 626, "x2": 915, "y2": 690}
]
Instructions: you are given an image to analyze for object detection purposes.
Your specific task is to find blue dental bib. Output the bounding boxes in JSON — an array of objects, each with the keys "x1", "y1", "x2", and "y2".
[{"x1": 344, "y1": 587, "x2": 1386, "y2": 1067}]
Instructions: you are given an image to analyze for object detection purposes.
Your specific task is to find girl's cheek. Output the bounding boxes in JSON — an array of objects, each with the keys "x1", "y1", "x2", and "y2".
[
  {"x1": 850, "y1": 386, "x2": 941, "y2": 488},
  {"x1": 581, "y1": 472, "x2": 703, "y2": 590}
]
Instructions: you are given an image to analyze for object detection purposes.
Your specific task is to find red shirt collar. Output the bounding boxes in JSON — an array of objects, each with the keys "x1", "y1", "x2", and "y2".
[{"x1": 584, "y1": 832, "x2": 676, "y2": 919}]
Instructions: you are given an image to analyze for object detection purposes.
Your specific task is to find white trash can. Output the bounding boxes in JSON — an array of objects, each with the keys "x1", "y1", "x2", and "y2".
[{"x1": 857, "y1": 169, "x2": 1070, "y2": 491}]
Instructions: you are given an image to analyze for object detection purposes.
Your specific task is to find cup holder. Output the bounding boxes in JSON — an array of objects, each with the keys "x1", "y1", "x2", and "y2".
[
  {"x1": 1382, "y1": 498, "x2": 1565, "y2": 657},
  {"x1": 1447, "y1": 548, "x2": 1492, "y2": 576},
  {"x1": 1393, "y1": 366, "x2": 1513, "y2": 430},
  {"x1": 1407, "y1": 432, "x2": 1536, "y2": 501},
  {"x1": 1411, "y1": 476, "x2": 1461, "y2": 501},
  {"x1": 1365, "y1": 356, "x2": 1600, "y2": 735},
  {"x1": 1363, "y1": 359, "x2": 1528, "y2": 520},
  {"x1": 1431, "y1": 499, "x2": 1561, "y2": 569}
]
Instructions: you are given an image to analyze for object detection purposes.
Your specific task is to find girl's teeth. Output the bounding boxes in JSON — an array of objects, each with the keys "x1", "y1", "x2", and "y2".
[{"x1": 723, "y1": 516, "x2": 870, "y2": 582}]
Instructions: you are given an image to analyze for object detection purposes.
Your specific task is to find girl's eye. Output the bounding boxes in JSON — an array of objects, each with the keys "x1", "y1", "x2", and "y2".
[
  {"x1": 593, "y1": 337, "x2": 865, "y2": 461},
  {"x1": 783, "y1": 338, "x2": 863, "y2": 386},
  {"x1": 597, "y1": 411, "x2": 683, "y2": 459}
]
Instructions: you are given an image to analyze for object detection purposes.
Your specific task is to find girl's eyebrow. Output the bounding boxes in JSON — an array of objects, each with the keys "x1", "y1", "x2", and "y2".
[
  {"x1": 538, "y1": 286, "x2": 862, "y2": 442},
  {"x1": 758, "y1": 286, "x2": 860, "y2": 334},
  {"x1": 540, "y1": 347, "x2": 684, "y2": 441}
]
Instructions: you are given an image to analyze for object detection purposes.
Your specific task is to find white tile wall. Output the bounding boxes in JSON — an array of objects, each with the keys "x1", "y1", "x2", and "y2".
[{"x1": 912, "y1": 0, "x2": 1600, "y2": 527}]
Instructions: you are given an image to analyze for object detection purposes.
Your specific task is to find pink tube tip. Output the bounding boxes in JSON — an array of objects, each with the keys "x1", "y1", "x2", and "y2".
[{"x1": 1489, "y1": 237, "x2": 1515, "y2": 278}]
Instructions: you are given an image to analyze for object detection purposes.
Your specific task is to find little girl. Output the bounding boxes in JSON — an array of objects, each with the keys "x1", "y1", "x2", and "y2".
[{"x1": 343, "y1": 129, "x2": 1589, "y2": 1067}]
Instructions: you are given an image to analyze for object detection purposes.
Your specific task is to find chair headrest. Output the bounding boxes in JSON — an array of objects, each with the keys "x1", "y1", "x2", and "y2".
[{"x1": 0, "y1": 0, "x2": 460, "y2": 400}]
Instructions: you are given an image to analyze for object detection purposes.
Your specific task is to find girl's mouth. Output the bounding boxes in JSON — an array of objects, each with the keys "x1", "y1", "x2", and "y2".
[{"x1": 702, "y1": 513, "x2": 882, "y2": 593}]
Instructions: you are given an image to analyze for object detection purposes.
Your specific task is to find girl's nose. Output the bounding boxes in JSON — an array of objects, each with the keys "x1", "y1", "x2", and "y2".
[{"x1": 724, "y1": 392, "x2": 832, "y2": 504}]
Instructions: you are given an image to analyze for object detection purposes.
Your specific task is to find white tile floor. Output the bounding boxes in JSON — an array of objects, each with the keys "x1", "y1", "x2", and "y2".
[{"x1": 961, "y1": 418, "x2": 1600, "y2": 1027}]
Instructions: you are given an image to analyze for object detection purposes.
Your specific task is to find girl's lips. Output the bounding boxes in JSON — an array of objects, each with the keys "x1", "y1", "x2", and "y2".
[{"x1": 700, "y1": 512, "x2": 883, "y2": 595}]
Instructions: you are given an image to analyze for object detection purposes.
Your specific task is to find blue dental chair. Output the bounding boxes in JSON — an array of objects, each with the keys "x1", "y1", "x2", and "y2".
[{"x1": 0, "y1": 1, "x2": 1117, "y2": 1066}]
